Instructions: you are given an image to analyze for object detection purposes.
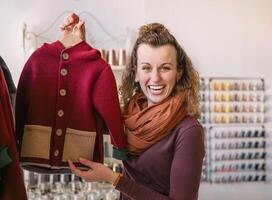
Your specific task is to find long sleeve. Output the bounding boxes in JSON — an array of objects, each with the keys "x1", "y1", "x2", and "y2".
[
  {"x1": 116, "y1": 125, "x2": 204, "y2": 200},
  {"x1": 92, "y1": 66, "x2": 127, "y2": 150}
]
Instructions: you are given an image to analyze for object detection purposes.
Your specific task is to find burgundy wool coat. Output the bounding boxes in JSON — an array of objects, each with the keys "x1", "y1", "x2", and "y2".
[{"x1": 16, "y1": 41, "x2": 126, "y2": 172}]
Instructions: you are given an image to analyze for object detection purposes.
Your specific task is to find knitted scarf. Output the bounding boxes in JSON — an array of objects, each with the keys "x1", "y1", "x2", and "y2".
[{"x1": 123, "y1": 91, "x2": 188, "y2": 155}]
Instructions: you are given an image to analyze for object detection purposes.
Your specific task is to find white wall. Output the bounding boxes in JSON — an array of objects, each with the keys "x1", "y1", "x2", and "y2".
[
  {"x1": 145, "y1": 0, "x2": 272, "y2": 77},
  {"x1": 1, "y1": 0, "x2": 272, "y2": 199},
  {"x1": 0, "y1": 0, "x2": 145, "y2": 83}
]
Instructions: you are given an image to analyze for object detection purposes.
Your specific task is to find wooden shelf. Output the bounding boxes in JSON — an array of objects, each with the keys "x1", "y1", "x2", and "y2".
[{"x1": 111, "y1": 65, "x2": 125, "y2": 71}]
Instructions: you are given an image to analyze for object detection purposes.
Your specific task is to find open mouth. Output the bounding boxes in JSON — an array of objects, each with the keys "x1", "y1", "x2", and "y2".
[{"x1": 148, "y1": 85, "x2": 166, "y2": 94}]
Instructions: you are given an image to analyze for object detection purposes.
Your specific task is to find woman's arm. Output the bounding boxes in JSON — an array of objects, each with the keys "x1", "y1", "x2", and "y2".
[
  {"x1": 168, "y1": 125, "x2": 204, "y2": 199},
  {"x1": 69, "y1": 125, "x2": 204, "y2": 200}
]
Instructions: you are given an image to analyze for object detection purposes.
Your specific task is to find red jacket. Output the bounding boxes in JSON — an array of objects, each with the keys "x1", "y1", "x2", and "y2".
[
  {"x1": 0, "y1": 68, "x2": 27, "y2": 200},
  {"x1": 16, "y1": 41, "x2": 126, "y2": 172}
]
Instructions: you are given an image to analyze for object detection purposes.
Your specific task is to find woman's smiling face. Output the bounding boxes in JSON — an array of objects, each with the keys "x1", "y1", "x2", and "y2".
[{"x1": 135, "y1": 44, "x2": 179, "y2": 106}]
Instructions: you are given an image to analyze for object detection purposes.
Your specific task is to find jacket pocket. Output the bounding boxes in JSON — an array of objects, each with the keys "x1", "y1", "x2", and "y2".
[
  {"x1": 62, "y1": 128, "x2": 96, "y2": 162},
  {"x1": 21, "y1": 125, "x2": 51, "y2": 159}
]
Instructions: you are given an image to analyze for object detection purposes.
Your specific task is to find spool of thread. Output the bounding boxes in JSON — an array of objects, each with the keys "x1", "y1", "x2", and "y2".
[
  {"x1": 118, "y1": 49, "x2": 126, "y2": 66},
  {"x1": 107, "y1": 49, "x2": 117, "y2": 66}
]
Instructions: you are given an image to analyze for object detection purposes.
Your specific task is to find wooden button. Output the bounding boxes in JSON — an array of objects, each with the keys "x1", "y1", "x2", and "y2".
[
  {"x1": 60, "y1": 68, "x2": 68, "y2": 76},
  {"x1": 54, "y1": 150, "x2": 59, "y2": 157},
  {"x1": 59, "y1": 89, "x2": 66, "y2": 96},
  {"x1": 62, "y1": 53, "x2": 69, "y2": 60},
  {"x1": 58, "y1": 110, "x2": 64, "y2": 117},
  {"x1": 56, "y1": 129, "x2": 62, "y2": 136}
]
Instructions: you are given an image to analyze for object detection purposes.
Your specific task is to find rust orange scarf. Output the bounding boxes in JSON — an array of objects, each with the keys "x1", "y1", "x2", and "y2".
[{"x1": 123, "y1": 91, "x2": 188, "y2": 155}]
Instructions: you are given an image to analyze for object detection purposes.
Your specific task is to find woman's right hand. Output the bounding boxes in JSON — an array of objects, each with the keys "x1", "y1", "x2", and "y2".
[
  {"x1": 68, "y1": 158, "x2": 119, "y2": 183},
  {"x1": 60, "y1": 12, "x2": 86, "y2": 41}
]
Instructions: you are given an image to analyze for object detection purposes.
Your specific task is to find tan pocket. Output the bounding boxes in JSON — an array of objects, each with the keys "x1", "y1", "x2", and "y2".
[
  {"x1": 21, "y1": 125, "x2": 51, "y2": 159},
  {"x1": 62, "y1": 128, "x2": 96, "y2": 162}
]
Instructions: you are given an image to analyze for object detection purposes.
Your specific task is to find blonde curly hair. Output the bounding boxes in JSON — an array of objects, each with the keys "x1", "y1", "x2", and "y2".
[{"x1": 119, "y1": 23, "x2": 200, "y2": 117}]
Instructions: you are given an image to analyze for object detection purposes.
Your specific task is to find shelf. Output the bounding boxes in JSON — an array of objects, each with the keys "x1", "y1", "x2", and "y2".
[
  {"x1": 206, "y1": 123, "x2": 265, "y2": 127},
  {"x1": 209, "y1": 90, "x2": 265, "y2": 92},
  {"x1": 111, "y1": 65, "x2": 125, "y2": 71}
]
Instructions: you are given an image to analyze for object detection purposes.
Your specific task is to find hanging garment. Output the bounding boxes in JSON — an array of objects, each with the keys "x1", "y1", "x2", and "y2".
[
  {"x1": 16, "y1": 41, "x2": 127, "y2": 173},
  {"x1": 0, "y1": 67, "x2": 27, "y2": 200},
  {"x1": 0, "y1": 56, "x2": 16, "y2": 109}
]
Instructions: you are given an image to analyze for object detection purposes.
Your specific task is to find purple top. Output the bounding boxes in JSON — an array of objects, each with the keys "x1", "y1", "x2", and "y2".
[{"x1": 116, "y1": 116, "x2": 205, "y2": 200}]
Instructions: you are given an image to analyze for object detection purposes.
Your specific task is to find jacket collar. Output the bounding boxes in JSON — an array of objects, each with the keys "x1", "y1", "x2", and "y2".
[{"x1": 40, "y1": 40, "x2": 101, "y2": 61}]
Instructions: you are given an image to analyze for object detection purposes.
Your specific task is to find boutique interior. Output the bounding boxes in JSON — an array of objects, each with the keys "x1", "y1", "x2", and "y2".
[{"x1": 1, "y1": 1, "x2": 272, "y2": 200}]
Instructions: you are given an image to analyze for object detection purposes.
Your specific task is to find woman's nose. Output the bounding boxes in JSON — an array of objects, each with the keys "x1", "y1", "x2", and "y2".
[{"x1": 150, "y1": 69, "x2": 161, "y2": 82}]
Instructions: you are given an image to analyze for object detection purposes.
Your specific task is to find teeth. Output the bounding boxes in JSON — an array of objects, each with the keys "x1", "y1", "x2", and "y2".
[{"x1": 149, "y1": 85, "x2": 164, "y2": 90}]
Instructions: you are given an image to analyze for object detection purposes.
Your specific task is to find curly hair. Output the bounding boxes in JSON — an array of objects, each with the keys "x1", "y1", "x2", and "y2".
[{"x1": 119, "y1": 23, "x2": 200, "y2": 117}]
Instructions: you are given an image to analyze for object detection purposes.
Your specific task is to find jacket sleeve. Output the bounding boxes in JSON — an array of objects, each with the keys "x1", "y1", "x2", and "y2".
[
  {"x1": 92, "y1": 66, "x2": 127, "y2": 160},
  {"x1": 116, "y1": 125, "x2": 205, "y2": 200},
  {"x1": 15, "y1": 59, "x2": 33, "y2": 148}
]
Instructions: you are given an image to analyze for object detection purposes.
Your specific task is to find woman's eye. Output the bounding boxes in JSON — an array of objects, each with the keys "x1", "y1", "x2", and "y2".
[
  {"x1": 161, "y1": 66, "x2": 170, "y2": 71},
  {"x1": 142, "y1": 66, "x2": 152, "y2": 71}
]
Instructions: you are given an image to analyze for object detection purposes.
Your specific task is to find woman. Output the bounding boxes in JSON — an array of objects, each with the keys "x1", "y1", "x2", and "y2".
[{"x1": 64, "y1": 13, "x2": 204, "y2": 200}]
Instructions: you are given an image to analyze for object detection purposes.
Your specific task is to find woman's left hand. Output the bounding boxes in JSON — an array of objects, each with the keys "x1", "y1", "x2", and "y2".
[{"x1": 68, "y1": 158, "x2": 119, "y2": 183}]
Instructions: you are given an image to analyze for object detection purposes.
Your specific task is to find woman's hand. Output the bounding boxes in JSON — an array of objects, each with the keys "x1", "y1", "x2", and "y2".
[
  {"x1": 68, "y1": 158, "x2": 119, "y2": 183},
  {"x1": 60, "y1": 13, "x2": 86, "y2": 41}
]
